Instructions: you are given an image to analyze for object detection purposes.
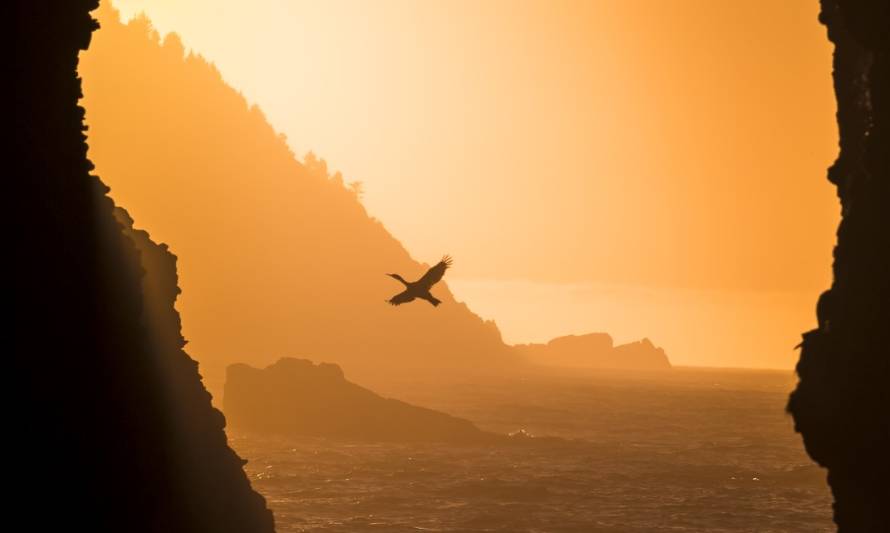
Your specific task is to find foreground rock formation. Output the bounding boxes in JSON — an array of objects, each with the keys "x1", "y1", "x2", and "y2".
[
  {"x1": 516, "y1": 333, "x2": 671, "y2": 371},
  {"x1": 226, "y1": 358, "x2": 497, "y2": 443},
  {"x1": 15, "y1": 2, "x2": 274, "y2": 530},
  {"x1": 788, "y1": 1, "x2": 889, "y2": 531}
]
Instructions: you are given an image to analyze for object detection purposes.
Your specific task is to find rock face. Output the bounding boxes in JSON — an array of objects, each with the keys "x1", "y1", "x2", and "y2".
[
  {"x1": 787, "y1": 1, "x2": 889, "y2": 531},
  {"x1": 15, "y1": 2, "x2": 274, "y2": 531},
  {"x1": 516, "y1": 333, "x2": 672, "y2": 371},
  {"x1": 115, "y1": 207, "x2": 187, "y2": 356},
  {"x1": 226, "y1": 358, "x2": 494, "y2": 443}
]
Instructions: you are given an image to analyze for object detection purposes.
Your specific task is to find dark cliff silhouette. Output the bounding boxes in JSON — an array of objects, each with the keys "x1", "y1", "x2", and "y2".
[
  {"x1": 80, "y1": 8, "x2": 510, "y2": 391},
  {"x1": 788, "y1": 1, "x2": 889, "y2": 531},
  {"x1": 225, "y1": 358, "x2": 498, "y2": 443},
  {"x1": 114, "y1": 207, "x2": 186, "y2": 355},
  {"x1": 15, "y1": 2, "x2": 273, "y2": 530},
  {"x1": 387, "y1": 255, "x2": 453, "y2": 306},
  {"x1": 516, "y1": 333, "x2": 672, "y2": 371}
]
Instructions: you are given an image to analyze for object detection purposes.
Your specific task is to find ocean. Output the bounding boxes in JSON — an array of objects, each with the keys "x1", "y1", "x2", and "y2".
[{"x1": 231, "y1": 367, "x2": 833, "y2": 532}]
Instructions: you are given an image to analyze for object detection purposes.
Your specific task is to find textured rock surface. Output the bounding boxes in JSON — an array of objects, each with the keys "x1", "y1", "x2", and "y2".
[
  {"x1": 788, "y1": 1, "x2": 889, "y2": 531},
  {"x1": 226, "y1": 358, "x2": 496, "y2": 443},
  {"x1": 516, "y1": 333, "x2": 671, "y2": 371},
  {"x1": 15, "y1": 1, "x2": 274, "y2": 530}
]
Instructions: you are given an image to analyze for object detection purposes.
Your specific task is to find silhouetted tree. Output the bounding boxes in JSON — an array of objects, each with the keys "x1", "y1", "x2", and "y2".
[{"x1": 348, "y1": 180, "x2": 365, "y2": 199}]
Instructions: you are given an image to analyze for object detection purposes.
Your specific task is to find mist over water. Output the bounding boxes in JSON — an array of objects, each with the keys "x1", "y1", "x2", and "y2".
[{"x1": 234, "y1": 368, "x2": 832, "y2": 532}]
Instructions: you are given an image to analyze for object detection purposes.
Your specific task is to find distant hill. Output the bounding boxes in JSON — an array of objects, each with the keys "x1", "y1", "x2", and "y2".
[
  {"x1": 516, "y1": 333, "x2": 671, "y2": 371},
  {"x1": 81, "y1": 6, "x2": 512, "y2": 392}
]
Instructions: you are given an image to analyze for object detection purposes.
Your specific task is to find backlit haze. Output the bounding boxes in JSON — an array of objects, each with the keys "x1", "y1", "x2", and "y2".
[{"x1": 102, "y1": 0, "x2": 837, "y2": 368}]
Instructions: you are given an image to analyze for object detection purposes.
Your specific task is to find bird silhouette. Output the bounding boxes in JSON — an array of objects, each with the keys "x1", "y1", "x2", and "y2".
[{"x1": 386, "y1": 256, "x2": 453, "y2": 307}]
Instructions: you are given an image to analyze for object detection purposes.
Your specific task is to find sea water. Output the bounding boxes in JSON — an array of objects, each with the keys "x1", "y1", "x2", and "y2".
[{"x1": 231, "y1": 367, "x2": 832, "y2": 532}]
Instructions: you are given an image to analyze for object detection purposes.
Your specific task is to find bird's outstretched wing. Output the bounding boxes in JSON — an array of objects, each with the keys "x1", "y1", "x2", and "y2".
[
  {"x1": 417, "y1": 255, "x2": 452, "y2": 288},
  {"x1": 418, "y1": 293, "x2": 442, "y2": 307},
  {"x1": 387, "y1": 290, "x2": 415, "y2": 306}
]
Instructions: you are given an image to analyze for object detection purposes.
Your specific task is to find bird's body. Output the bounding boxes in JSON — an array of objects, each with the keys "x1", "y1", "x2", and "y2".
[{"x1": 387, "y1": 256, "x2": 452, "y2": 307}]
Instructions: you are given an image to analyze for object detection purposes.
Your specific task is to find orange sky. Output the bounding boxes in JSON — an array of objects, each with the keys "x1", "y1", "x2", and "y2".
[{"x1": 102, "y1": 0, "x2": 837, "y2": 368}]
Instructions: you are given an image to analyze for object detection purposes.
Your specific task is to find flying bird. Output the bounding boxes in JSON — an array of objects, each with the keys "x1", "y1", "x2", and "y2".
[{"x1": 386, "y1": 256, "x2": 453, "y2": 307}]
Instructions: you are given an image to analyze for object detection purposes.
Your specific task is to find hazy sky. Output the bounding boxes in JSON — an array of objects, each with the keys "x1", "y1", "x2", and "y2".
[{"x1": 105, "y1": 0, "x2": 837, "y2": 368}]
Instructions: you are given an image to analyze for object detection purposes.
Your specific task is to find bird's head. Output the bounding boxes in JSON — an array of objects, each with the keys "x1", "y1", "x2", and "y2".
[{"x1": 387, "y1": 273, "x2": 407, "y2": 284}]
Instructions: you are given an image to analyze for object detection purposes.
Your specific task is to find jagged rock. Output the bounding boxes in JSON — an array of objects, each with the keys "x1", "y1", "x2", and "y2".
[
  {"x1": 14, "y1": 2, "x2": 274, "y2": 530},
  {"x1": 788, "y1": 1, "x2": 890, "y2": 531},
  {"x1": 225, "y1": 358, "x2": 497, "y2": 443},
  {"x1": 515, "y1": 333, "x2": 671, "y2": 371}
]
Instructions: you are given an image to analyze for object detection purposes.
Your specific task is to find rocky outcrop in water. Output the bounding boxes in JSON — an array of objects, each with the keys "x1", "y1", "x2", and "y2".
[
  {"x1": 15, "y1": 1, "x2": 274, "y2": 530},
  {"x1": 516, "y1": 333, "x2": 672, "y2": 371},
  {"x1": 226, "y1": 358, "x2": 497, "y2": 443},
  {"x1": 788, "y1": 1, "x2": 889, "y2": 531}
]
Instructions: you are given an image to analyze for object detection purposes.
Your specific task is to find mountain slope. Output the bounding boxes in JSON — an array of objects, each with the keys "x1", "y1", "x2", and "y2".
[{"x1": 80, "y1": 6, "x2": 511, "y2": 392}]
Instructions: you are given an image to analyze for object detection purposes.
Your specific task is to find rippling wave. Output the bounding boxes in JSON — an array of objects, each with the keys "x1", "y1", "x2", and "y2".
[{"x1": 232, "y1": 368, "x2": 832, "y2": 532}]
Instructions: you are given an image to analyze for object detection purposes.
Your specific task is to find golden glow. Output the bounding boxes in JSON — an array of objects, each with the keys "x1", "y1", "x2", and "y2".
[{"x1": 88, "y1": 0, "x2": 836, "y2": 368}]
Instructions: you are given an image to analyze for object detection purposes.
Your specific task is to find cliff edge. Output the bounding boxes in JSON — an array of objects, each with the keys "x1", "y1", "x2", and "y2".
[
  {"x1": 788, "y1": 1, "x2": 890, "y2": 531},
  {"x1": 15, "y1": 2, "x2": 274, "y2": 530}
]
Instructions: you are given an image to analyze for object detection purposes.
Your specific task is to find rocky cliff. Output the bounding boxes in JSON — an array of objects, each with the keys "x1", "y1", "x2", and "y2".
[
  {"x1": 15, "y1": 2, "x2": 274, "y2": 530},
  {"x1": 788, "y1": 1, "x2": 889, "y2": 531}
]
